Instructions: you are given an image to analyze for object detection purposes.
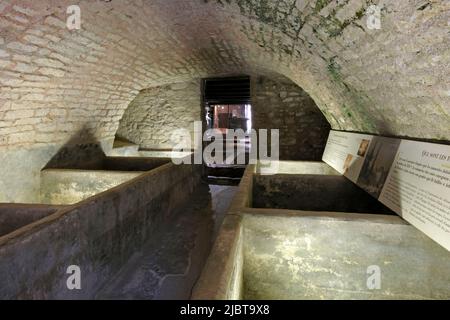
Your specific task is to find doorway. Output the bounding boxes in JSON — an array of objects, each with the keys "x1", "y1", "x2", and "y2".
[{"x1": 203, "y1": 76, "x2": 252, "y2": 184}]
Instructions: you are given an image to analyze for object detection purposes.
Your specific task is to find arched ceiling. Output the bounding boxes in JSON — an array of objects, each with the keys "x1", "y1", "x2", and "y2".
[{"x1": 0, "y1": 0, "x2": 449, "y2": 149}]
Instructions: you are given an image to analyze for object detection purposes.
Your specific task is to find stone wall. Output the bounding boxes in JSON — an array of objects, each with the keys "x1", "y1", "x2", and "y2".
[
  {"x1": 0, "y1": 204, "x2": 60, "y2": 237},
  {"x1": 0, "y1": 139, "x2": 113, "y2": 203},
  {"x1": 252, "y1": 76, "x2": 331, "y2": 160},
  {"x1": 0, "y1": 0, "x2": 448, "y2": 152},
  {"x1": 117, "y1": 80, "x2": 201, "y2": 150},
  {"x1": 40, "y1": 169, "x2": 145, "y2": 205},
  {"x1": 253, "y1": 174, "x2": 394, "y2": 214},
  {"x1": 1, "y1": 0, "x2": 449, "y2": 201},
  {"x1": 193, "y1": 163, "x2": 450, "y2": 300},
  {"x1": 117, "y1": 75, "x2": 330, "y2": 159},
  {"x1": 244, "y1": 213, "x2": 450, "y2": 300},
  {"x1": 0, "y1": 162, "x2": 202, "y2": 299},
  {"x1": 40, "y1": 157, "x2": 170, "y2": 205}
]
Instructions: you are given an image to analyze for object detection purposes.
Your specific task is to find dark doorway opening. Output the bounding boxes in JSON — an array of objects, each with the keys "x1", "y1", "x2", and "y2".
[{"x1": 203, "y1": 76, "x2": 252, "y2": 185}]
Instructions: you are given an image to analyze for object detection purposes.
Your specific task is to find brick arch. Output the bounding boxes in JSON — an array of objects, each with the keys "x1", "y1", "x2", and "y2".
[{"x1": 1, "y1": 0, "x2": 449, "y2": 151}]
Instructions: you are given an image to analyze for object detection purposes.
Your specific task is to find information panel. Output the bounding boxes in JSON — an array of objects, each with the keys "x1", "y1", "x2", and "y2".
[
  {"x1": 322, "y1": 130, "x2": 450, "y2": 251},
  {"x1": 321, "y1": 131, "x2": 373, "y2": 183},
  {"x1": 379, "y1": 140, "x2": 450, "y2": 251}
]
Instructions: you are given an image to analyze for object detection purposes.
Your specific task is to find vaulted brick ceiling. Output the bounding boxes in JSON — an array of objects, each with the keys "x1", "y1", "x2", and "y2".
[{"x1": 1, "y1": 0, "x2": 449, "y2": 149}]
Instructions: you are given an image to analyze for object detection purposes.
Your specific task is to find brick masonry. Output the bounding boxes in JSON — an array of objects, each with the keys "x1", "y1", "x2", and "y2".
[
  {"x1": 116, "y1": 75, "x2": 330, "y2": 160},
  {"x1": 252, "y1": 75, "x2": 331, "y2": 160},
  {"x1": 117, "y1": 80, "x2": 201, "y2": 150},
  {"x1": 0, "y1": 0, "x2": 448, "y2": 151},
  {"x1": 0, "y1": 0, "x2": 449, "y2": 201}
]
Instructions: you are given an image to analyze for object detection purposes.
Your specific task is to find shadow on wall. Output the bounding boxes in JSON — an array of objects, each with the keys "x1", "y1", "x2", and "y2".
[
  {"x1": 0, "y1": 125, "x2": 113, "y2": 203},
  {"x1": 44, "y1": 125, "x2": 107, "y2": 170}
]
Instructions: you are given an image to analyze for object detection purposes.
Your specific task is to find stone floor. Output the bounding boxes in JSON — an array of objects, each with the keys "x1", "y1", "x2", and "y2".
[{"x1": 97, "y1": 183, "x2": 237, "y2": 300}]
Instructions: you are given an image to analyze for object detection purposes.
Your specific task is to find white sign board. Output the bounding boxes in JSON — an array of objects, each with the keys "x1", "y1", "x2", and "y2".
[
  {"x1": 379, "y1": 140, "x2": 450, "y2": 251},
  {"x1": 322, "y1": 131, "x2": 373, "y2": 183},
  {"x1": 323, "y1": 130, "x2": 450, "y2": 251}
]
